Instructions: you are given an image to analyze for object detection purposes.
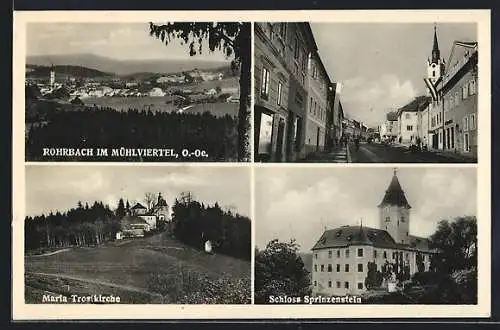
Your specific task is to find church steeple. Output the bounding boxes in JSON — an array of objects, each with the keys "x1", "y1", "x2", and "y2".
[
  {"x1": 378, "y1": 169, "x2": 411, "y2": 209},
  {"x1": 431, "y1": 24, "x2": 441, "y2": 64}
]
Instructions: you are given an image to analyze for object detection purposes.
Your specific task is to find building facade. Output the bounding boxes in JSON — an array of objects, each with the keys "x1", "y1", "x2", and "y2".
[
  {"x1": 254, "y1": 23, "x2": 316, "y2": 162},
  {"x1": 304, "y1": 51, "x2": 329, "y2": 155},
  {"x1": 311, "y1": 170, "x2": 435, "y2": 296},
  {"x1": 441, "y1": 41, "x2": 478, "y2": 157}
]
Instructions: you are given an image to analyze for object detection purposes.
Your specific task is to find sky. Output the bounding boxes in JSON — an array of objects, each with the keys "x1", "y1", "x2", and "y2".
[
  {"x1": 25, "y1": 165, "x2": 251, "y2": 218},
  {"x1": 310, "y1": 23, "x2": 477, "y2": 127},
  {"x1": 26, "y1": 23, "x2": 231, "y2": 61},
  {"x1": 255, "y1": 167, "x2": 477, "y2": 252}
]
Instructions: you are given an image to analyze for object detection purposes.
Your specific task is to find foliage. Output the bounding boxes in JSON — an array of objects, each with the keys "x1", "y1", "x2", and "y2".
[
  {"x1": 149, "y1": 22, "x2": 251, "y2": 162},
  {"x1": 430, "y1": 216, "x2": 477, "y2": 273},
  {"x1": 146, "y1": 264, "x2": 250, "y2": 304},
  {"x1": 170, "y1": 195, "x2": 251, "y2": 260},
  {"x1": 26, "y1": 107, "x2": 238, "y2": 162},
  {"x1": 25, "y1": 201, "x2": 120, "y2": 250},
  {"x1": 254, "y1": 239, "x2": 311, "y2": 304},
  {"x1": 365, "y1": 261, "x2": 383, "y2": 290}
]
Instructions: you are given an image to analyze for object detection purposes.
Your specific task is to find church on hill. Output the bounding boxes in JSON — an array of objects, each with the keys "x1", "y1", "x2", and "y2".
[{"x1": 311, "y1": 169, "x2": 437, "y2": 296}]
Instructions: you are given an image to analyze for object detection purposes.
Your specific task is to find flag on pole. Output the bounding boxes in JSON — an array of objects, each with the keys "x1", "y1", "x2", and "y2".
[
  {"x1": 455, "y1": 41, "x2": 478, "y2": 49},
  {"x1": 424, "y1": 77, "x2": 441, "y2": 101}
]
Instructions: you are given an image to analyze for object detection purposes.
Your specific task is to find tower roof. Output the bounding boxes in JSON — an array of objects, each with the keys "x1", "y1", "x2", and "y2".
[
  {"x1": 431, "y1": 24, "x2": 441, "y2": 64},
  {"x1": 378, "y1": 170, "x2": 411, "y2": 209}
]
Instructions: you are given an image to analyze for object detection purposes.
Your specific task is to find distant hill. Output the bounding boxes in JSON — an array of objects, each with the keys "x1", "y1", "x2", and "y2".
[
  {"x1": 26, "y1": 53, "x2": 231, "y2": 76},
  {"x1": 26, "y1": 64, "x2": 112, "y2": 78}
]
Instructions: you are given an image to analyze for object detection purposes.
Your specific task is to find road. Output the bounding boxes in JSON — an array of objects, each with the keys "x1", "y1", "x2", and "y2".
[{"x1": 350, "y1": 142, "x2": 477, "y2": 163}]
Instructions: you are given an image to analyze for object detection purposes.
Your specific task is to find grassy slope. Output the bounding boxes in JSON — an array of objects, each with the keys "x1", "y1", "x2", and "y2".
[{"x1": 25, "y1": 232, "x2": 250, "y2": 303}]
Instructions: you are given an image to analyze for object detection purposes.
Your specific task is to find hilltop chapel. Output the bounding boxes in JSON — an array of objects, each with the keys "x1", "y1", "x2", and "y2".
[{"x1": 311, "y1": 170, "x2": 436, "y2": 296}]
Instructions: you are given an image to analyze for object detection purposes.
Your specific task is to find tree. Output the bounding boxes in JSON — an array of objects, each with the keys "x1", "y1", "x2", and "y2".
[
  {"x1": 149, "y1": 22, "x2": 251, "y2": 162},
  {"x1": 144, "y1": 192, "x2": 157, "y2": 212},
  {"x1": 430, "y1": 216, "x2": 477, "y2": 273},
  {"x1": 215, "y1": 85, "x2": 222, "y2": 94},
  {"x1": 116, "y1": 198, "x2": 126, "y2": 219},
  {"x1": 254, "y1": 239, "x2": 311, "y2": 304},
  {"x1": 365, "y1": 261, "x2": 383, "y2": 290}
]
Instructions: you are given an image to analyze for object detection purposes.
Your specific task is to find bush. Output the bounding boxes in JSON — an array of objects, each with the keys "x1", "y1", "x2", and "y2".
[
  {"x1": 147, "y1": 264, "x2": 250, "y2": 304},
  {"x1": 411, "y1": 271, "x2": 449, "y2": 286}
]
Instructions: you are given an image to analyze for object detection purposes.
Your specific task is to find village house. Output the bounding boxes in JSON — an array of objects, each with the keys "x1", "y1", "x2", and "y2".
[{"x1": 311, "y1": 170, "x2": 435, "y2": 296}]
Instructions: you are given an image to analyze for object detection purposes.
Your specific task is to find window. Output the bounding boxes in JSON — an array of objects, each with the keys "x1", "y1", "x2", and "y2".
[
  {"x1": 337, "y1": 250, "x2": 341, "y2": 258},
  {"x1": 357, "y1": 282, "x2": 364, "y2": 290},
  {"x1": 345, "y1": 249, "x2": 350, "y2": 258},
  {"x1": 357, "y1": 248, "x2": 363, "y2": 257},
  {"x1": 277, "y1": 82, "x2": 283, "y2": 106},
  {"x1": 314, "y1": 280, "x2": 317, "y2": 286},
  {"x1": 405, "y1": 253, "x2": 409, "y2": 260},
  {"x1": 336, "y1": 281, "x2": 341, "y2": 288},
  {"x1": 385, "y1": 216, "x2": 390, "y2": 222},
  {"x1": 260, "y1": 67, "x2": 270, "y2": 99},
  {"x1": 328, "y1": 264, "x2": 332, "y2": 272},
  {"x1": 321, "y1": 264, "x2": 325, "y2": 272},
  {"x1": 328, "y1": 281, "x2": 332, "y2": 288},
  {"x1": 345, "y1": 281, "x2": 349, "y2": 289},
  {"x1": 383, "y1": 251, "x2": 387, "y2": 259},
  {"x1": 345, "y1": 264, "x2": 349, "y2": 272},
  {"x1": 469, "y1": 79, "x2": 476, "y2": 95},
  {"x1": 401, "y1": 216, "x2": 405, "y2": 223},
  {"x1": 309, "y1": 97, "x2": 313, "y2": 113},
  {"x1": 406, "y1": 125, "x2": 413, "y2": 131},
  {"x1": 328, "y1": 250, "x2": 332, "y2": 259},
  {"x1": 463, "y1": 116, "x2": 469, "y2": 132},
  {"x1": 405, "y1": 113, "x2": 410, "y2": 119},
  {"x1": 462, "y1": 84, "x2": 469, "y2": 99},
  {"x1": 373, "y1": 250, "x2": 377, "y2": 258},
  {"x1": 470, "y1": 114, "x2": 476, "y2": 130},
  {"x1": 314, "y1": 264, "x2": 317, "y2": 272},
  {"x1": 357, "y1": 263, "x2": 363, "y2": 272},
  {"x1": 464, "y1": 133, "x2": 470, "y2": 152},
  {"x1": 392, "y1": 252, "x2": 397, "y2": 260},
  {"x1": 315, "y1": 253, "x2": 318, "y2": 260},
  {"x1": 336, "y1": 264, "x2": 340, "y2": 272}
]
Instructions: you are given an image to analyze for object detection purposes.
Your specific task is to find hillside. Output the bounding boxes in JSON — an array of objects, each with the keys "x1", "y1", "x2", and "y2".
[
  {"x1": 26, "y1": 64, "x2": 112, "y2": 78},
  {"x1": 26, "y1": 53, "x2": 231, "y2": 76},
  {"x1": 25, "y1": 231, "x2": 250, "y2": 304}
]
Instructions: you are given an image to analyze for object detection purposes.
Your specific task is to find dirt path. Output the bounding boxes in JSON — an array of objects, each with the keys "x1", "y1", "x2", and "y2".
[
  {"x1": 27, "y1": 271, "x2": 163, "y2": 300},
  {"x1": 29, "y1": 248, "x2": 71, "y2": 257}
]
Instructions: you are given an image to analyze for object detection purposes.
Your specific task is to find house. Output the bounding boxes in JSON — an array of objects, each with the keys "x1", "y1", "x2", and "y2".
[
  {"x1": 149, "y1": 87, "x2": 166, "y2": 97},
  {"x1": 311, "y1": 169, "x2": 436, "y2": 296}
]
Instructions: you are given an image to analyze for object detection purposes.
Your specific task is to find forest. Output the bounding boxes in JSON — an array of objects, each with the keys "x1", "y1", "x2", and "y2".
[
  {"x1": 171, "y1": 194, "x2": 251, "y2": 261},
  {"x1": 24, "y1": 201, "x2": 121, "y2": 252},
  {"x1": 25, "y1": 106, "x2": 238, "y2": 161}
]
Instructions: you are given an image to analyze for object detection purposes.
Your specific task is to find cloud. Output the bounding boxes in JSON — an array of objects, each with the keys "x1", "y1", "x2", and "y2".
[{"x1": 342, "y1": 74, "x2": 417, "y2": 126}]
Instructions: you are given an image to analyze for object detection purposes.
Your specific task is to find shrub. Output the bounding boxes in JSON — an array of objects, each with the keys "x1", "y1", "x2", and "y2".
[{"x1": 411, "y1": 271, "x2": 449, "y2": 286}]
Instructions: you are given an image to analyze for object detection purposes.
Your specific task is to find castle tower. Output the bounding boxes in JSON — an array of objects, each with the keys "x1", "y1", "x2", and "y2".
[
  {"x1": 378, "y1": 169, "x2": 411, "y2": 244},
  {"x1": 155, "y1": 192, "x2": 169, "y2": 223},
  {"x1": 49, "y1": 64, "x2": 55, "y2": 88},
  {"x1": 427, "y1": 24, "x2": 446, "y2": 85}
]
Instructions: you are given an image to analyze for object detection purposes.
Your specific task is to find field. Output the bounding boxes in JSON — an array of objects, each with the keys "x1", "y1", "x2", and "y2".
[
  {"x1": 82, "y1": 97, "x2": 238, "y2": 118},
  {"x1": 25, "y1": 232, "x2": 251, "y2": 304}
]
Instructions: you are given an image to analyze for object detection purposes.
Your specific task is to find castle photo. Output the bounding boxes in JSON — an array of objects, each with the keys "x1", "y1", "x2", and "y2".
[
  {"x1": 255, "y1": 166, "x2": 477, "y2": 304},
  {"x1": 310, "y1": 169, "x2": 435, "y2": 296}
]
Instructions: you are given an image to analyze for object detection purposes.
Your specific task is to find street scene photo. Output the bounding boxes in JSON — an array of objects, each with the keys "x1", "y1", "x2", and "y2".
[
  {"x1": 254, "y1": 22, "x2": 477, "y2": 163},
  {"x1": 255, "y1": 167, "x2": 477, "y2": 304},
  {"x1": 24, "y1": 165, "x2": 251, "y2": 304},
  {"x1": 25, "y1": 22, "x2": 251, "y2": 162}
]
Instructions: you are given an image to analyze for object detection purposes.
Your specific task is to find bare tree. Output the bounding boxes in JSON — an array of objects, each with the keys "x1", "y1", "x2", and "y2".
[{"x1": 144, "y1": 192, "x2": 157, "y2": 212}]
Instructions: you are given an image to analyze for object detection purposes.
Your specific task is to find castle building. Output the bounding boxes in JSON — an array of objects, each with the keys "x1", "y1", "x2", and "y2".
[{"x1": 311, "y1": 170, "x2": 435, "y2": 296}]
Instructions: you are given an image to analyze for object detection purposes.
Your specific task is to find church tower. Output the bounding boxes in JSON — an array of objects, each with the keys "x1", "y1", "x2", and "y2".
[
  {"x1": 378, "y1": 169, "x2": 411, "y2": 244},
  {"x1": 426, "y1": 24, "x2": 445, "y2": 85},
  {"x1": 154, "y1": 192, "x2": 170, "y2": 223},
  {"x1": 49, "y1": 64, "x2": 56, "y2": 88}
]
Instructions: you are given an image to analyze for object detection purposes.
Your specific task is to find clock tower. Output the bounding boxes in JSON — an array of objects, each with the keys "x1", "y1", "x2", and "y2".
[{"x1": 378, "y1": 169, "x2": 411, "y2": 244}]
